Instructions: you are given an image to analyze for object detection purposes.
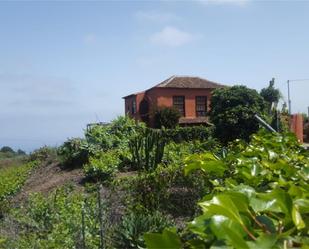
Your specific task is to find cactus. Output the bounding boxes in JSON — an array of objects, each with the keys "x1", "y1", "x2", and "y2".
[{"x1": 129, "y1": 128, "x2": 165, "y2": 171}]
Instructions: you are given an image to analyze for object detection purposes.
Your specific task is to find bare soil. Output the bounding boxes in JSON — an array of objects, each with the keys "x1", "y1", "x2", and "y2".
[{"x1": 13, "y1": 159, "x2": 84, "y2": 204}]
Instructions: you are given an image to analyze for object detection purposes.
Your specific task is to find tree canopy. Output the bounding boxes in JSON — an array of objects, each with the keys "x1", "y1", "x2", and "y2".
[
  {"x1": 209, "y1": 85, "x2": 265, "y2": 143},
  {"x1": 0, "y1": 146, "x2": 15, "y2": 154},
  {"x1": 260, "y1": 78, "x2": 281, "y2": 112}
]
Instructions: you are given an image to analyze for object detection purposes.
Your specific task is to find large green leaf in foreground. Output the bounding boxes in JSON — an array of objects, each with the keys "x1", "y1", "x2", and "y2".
[{"x1": 145, "y1": 131, "x2": 309, "y2": 248}]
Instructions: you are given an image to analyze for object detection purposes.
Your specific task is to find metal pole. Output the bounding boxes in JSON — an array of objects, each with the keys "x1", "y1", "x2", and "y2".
[
  {"x1": 287, "y1": 80, "x2": 291, "y2": 115},
  {"x1": 254, "y1": 114, "x2": 277, "y2": 133}
]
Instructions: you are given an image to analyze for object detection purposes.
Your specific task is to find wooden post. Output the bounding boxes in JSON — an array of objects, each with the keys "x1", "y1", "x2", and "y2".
[
  {"x1": 97, "y1": 185, "x2": 104, "y2": 249},
  {"x1": 81, "y1": 201, "x2": 86, "y2": 249}
]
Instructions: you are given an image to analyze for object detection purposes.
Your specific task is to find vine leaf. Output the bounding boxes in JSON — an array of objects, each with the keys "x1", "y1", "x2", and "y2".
[{"x1": 144, "y1": 228, "x2": 181, "y2": 249}]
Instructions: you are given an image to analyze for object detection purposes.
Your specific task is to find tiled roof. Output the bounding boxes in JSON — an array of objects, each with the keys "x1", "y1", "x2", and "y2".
[
  {"x1": 122, "y1": 91, "x2": 145, "y2": 99},
  {"x1": 154, "y1": 75, "x2": 225, "y2": 89},
  {"x1": 123, "y1": 76, "x2": 226, "y2": 98}
]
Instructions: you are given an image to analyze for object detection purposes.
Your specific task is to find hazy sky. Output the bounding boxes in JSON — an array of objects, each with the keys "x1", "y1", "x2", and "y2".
[{"x1": 1, "y1": 0, "x2": 309, "y2": 151}]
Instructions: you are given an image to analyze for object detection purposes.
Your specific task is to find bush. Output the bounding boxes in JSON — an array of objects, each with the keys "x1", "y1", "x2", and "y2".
[
  {"x1": 4, "y1": 187, "x2": 100, "y2": 249},
  {"x1": 209, "y1": 85, "x2": 266, "y2": 143},
  {"x1": 57, "y1": 117, "x2": 145, "y2": 169},
  {"x1": 57, "y1": 138, "x2": 98, "y2": 168},
  {"x1": 0, "y1": 160, "x2": 39, "y2": 210},
  {"x1": 116, "y1": 162, "x2": 208, "y2": 217},
  {"x1": 0, "y1": 146, "x2": 15, "y2": 154},
  {"x1": 152, "y1": 107, "x2": 181, "y2": 129},
  {"x1": 112, "y1": 210, "x2": 174, "y2": 249},
  {"x1": 145, "y1": 131, "x2": 309, "y2": 248},
  {"x1": 85, "y1": 116, "x2": 145, "y2": 151},
  {"x1": 0, "y1": 146, "x2": 15, "y2": 159},
  {"x1": 29, "y1": 146, "x2": 57, "y2": 162},
  {"x1": 84, "y1": 150, "x2": 120, "y2": 181},
  {"x1": 17, "y1": 149, "x2": 26, "y2": 156},
  {"x1": 163, "y1": 126, "x2": 212, "y2": 143}
]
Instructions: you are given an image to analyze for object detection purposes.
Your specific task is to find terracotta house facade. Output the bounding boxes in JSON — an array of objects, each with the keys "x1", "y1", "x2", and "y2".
[{"x1": 123, "y1": 76, "x2": 226, "y2": 126}]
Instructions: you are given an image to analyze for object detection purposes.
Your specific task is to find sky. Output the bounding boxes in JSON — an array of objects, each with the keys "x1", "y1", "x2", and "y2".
[{"x1": 1, "y1": 0, "x2": 309, "y2": 152}]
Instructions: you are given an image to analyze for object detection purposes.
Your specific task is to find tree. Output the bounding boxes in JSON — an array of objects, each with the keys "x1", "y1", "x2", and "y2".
[
  {"x1": 209, "y1": 85, "x2": 265, "y2": 143},
  {"x1": 0, "y1": 146, "x2": 15, "y2": 154},
  {"x1": 17, "y1": 149, "x2": 26, "y2": 155},
  {"x1": 260, "y1": 78, "x2": 281, "y2": 113},
  {"x1": 152, "y1": 107, "x2": 181, "y2": 129}
]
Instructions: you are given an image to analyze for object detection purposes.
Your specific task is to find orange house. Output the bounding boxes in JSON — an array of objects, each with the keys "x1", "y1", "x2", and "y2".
[{"x1": 123, "y1": 76, "x2": 226, "y2": 126}]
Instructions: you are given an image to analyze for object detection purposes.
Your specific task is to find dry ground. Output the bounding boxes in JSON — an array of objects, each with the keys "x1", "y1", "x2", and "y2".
[{"x1": 13, "y1": 160, "x2": 84, "y2": 204}]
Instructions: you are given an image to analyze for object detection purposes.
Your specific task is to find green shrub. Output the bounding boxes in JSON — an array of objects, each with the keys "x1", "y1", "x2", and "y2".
[
  {"x1": 58, "y1": 117, "x2": 145, "y2": 170},
  {"x1": 84, "y1": 150, "x2": 120, "y2": 181},
  {"x1": 4, "y1": 187, "x2": 100, "y2": 249},
  {"x1": 85, "y1": 124, "x2": 113, "y2": 151},
  {"x1": 152, "y1": 107, "x2": 181, "y2": 129},
  {"x1": 112, "y1": 210, "x2": 174, "y2": 249},
  {"x1": 116, "y1": 162, "x2": 208, "y2": 217},
  {"x1": 0, "y1": 152, "x2": 15, "y2": 159},
  {"x1": 0, "y1": 146, "x2": 15, "y2": 154},
  {"x1": 162, "y1": 139, "x2": 221, "y2": 166},
  {"x1": 57, "y1": 138, "x2": 98, "y2": 168},
  {"x1": 85, "y1": 116, "x2": 145, "y2": 151},
  {"x1": 209, "y1": 85, "x2": 266, "y2": 143},
  {"x1": 17, "y1": 149, "x2": 26, "y2": 155},
  {"x1": 145, "y1": 131, "x2": 309, "y2": 248},
  {"x1": 29, "y1": 146, "x2": 57, "y2": 162},
  {"x1": 163, "y1": 126, "x2": 212, "y2": 143},
  {"x1": 0, "y1": 160, "x2": 39, "y2": 218}
]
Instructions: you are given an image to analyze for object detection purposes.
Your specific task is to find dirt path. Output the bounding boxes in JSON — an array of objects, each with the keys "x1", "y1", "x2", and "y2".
[{"x1": 13, "y1": 160, "x2": 85, "y2": 203}]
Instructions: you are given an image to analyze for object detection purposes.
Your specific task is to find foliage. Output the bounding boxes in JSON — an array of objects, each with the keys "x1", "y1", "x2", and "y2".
[
  {"x1": 304, "y1": 123, "x2": 309, "y2": 142},
  {"x1": 152, "y1": 107, "x2": 181, "y2": 129},
  {"x1": 0, "y1": 161, "x2": 38, "y2": 203},
  {"x1": 270, "y1": 110, "x2": 287, "y2": 132},
  {"x1": 29, "y1": 146, "x2": 57, "y2": 162},
  {"x1": 163, "y1": 126, "x2": 213, "y2": 143},
  {"x1": 129, "y1": 129, "x2": 165, "y2": 171},
  {"x1": 0, "y1": 146, "x2": 17, "y2": 159},
  {"x1": 112, "y1": 210, "x2": 174, "y2": 249},
  {"x1": 0, "y1": 146, "x2": 14, "y2": 154},
  {"x1": 145, "y1": 228, "x2": 181, "y2": 249},
  {"x1": 0, "y1": 161, "x2": 39, "y2": 217},
  {"x1": 209, "y1": 85, "x2": 266, "y2": 143},
  {"x1": 0, "y1": 152, "x2": 15, "y2": 159},
  {"x1": 3, "y1": 187, "x2": 101, "y2": 249},
  {"x1": 260, "y1": 78, "x2": 281, "y2": 112},
  {"x1": 162, "y1": 139, "x2": 221, "y2": 166},
  {"x1": 116, "y1": 160, "x2": 208, "y2": 217},
  {"x1": 57, "y1": 138, "x2": 97, "y2": 168},
  {"x1": 85, "y1": 116, "x2": 145, "y2": 151},
  {"x1": 145, "y1": 131, "x2": 309, "y2": 248},
  {"x1": 17, "y1": 149, "x2": 26, "y2": 155},
  {"x1": 84, "y1": 150, "x2": 120, "y2": 181}
]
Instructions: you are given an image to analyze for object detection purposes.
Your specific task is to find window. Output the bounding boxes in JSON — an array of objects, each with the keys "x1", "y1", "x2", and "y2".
[
  {"x1": 173, "y1": 96, "x2": 185, "y2": 116},
  {"x1": 196, "y1": 96, "x2": 207, "y2": 117},
  {"x1": 132, "y1": 99, "x2": 137, "y2": 114}
]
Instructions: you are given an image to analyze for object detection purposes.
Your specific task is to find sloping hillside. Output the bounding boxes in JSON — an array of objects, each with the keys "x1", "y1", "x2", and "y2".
[{"x1": 13, "y1": 160, "x2": 84, "y2": 204}]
